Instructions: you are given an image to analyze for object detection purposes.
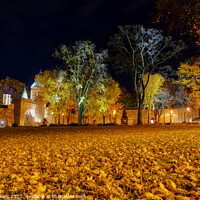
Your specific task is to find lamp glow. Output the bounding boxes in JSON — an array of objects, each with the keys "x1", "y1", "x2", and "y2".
[{"x1": 150, "y1": 118, "x2": 154, "y2": 124}]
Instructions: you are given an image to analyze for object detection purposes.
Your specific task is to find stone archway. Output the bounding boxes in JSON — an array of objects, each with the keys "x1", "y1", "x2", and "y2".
[{"x1": 24, "y1": 110, "x2": 34, "y2": 126}]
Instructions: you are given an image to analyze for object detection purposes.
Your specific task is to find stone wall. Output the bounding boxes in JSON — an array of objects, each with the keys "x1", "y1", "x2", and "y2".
[
  {"x1": 34, "y1": 96, "x2": 45, "y2": 125},
  {"x1": 0, "y1": 104, "x2": 14, "y2": 126},
  {"x1": 1, "y1": 98, "x2": 197, "y2": 126},
  {"x1": 61, "y1": 107, "x2": 198, "y2": 125},
  {"x1": 22, "y1": 99, "x2": 36, "y2": 126},
  {"x1": 14, "y1": 98, "x2": 36, "y2": 126}
]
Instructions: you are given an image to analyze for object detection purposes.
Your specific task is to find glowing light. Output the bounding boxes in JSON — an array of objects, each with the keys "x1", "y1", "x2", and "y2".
[
  {"x1": 150, "y1": 118, "x2": 154, "y2": 124},
  {"x1": 29, "y1": 109, "x2": 35, "y2": 117},
  {"x1": 34, "y1": 117, "x2": 41, "y2": 123},
  {"x1": 62, "y1": 113, "x2": 64, "y2": 115},
  {"x1": 170, "y1": 110, "x2": 173, "y2": 114},
  {"x1": 187, "y1": 107, "x2": 190, "y2": 111},
  {"x1": 113, "y1": 110, "x2": 116, "y2": 115},
  {"x1": 51, "y1": 112, "x2": 54, "y2": 114}
]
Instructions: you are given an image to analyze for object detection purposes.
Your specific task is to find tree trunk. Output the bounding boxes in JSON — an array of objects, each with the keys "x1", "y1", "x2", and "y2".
[
  {"x1": 78, "y1": 103, "x2": 85, "y2": 125},
  {"x1": 183, "y1": 108, "x2": 186, "y2": 123},
  {"x1": 67, "y1": 115, "x2": 70, "y2": 125},
  {"x1": 137, "y1": 95, "x2": 143, "y2": 124},
  {"x1": 158, "y1": 110, "x2": 161, "y2": 123},
  {"x1": 144, "y1": 107, "x2": 146, "y2": 124},
  {"x1": 157, "y1": 110, "x2": 162, "y2": 123},
  {"x1": 162, "y1": 103, "x2": 165, "y2": 124},
  {"x1": 154, "y1": 110, "x2": 157, "y2": 123},
  {"x1": 109, "y1": 114, "x2": 112, "y2": 123},
  {"x1": 103, "y1": 114, "x2": 105, "y2": 125},
  {"x1": 58, "y1": 114, "x2": 60, "y2": 125}
]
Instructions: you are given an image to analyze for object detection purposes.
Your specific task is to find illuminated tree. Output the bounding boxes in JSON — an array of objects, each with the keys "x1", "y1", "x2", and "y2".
[
  {"x1": 177, "y1": 62, "x2": 200, "y2": 91},
  {"x1": 143, "y1": 73, "x2": 165, "y2": 123},
  {"x1": 176, "y1": 61, "x2": 200, "y2": 109},
  {"x1": 64, "y1": 100, "x2": 77, "y2": 125},
  {"x1": 86, "y1": 76, "x2": 122, "y2": 124},
  {"x1": 53, "y1": 41, "x2": 108, "y2": 125},
  {"x1": 37, "y1": 69, "x2": 73, "y2": 124},
  {"x1": 109, "y1": 25, "x2": 185, "y2": 124},
  {"x1": 0, "y1": 76, "x2": 27, "y2": 104}
]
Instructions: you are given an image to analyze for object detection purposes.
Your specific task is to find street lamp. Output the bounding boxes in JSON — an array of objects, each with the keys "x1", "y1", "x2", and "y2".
[
  {"x1": 170, "y1": 110, "x2": 173, "y2": 123},
  {"x1": 150, "y1": 118, "x2": 155, "y2": 124},
  {"x1": 113, "y1": 110, "x2": 116, "y2": 124},
  {"x1": 187, "y1": 107, "x2": 192, "y2": 122},
  {"x1": 62, "y1": 113, "x2": 64, "y2": 124}
]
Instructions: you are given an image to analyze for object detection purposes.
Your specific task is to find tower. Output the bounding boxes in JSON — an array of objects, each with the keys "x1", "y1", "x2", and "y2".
[
  {"x1": 22, "y1": 87, "x2": 28, "y2": 99},
  {"x1": 3, "y1": 94, "x2": 12, "y2": 105}
]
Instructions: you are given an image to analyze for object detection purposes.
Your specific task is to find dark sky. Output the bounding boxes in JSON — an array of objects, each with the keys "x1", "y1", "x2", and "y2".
[{"x1": 0, "y1": 0, "x2": 154, "y2": 88}]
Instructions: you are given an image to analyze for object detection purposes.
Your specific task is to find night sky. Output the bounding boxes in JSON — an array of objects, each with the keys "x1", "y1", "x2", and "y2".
[{"x1": 0, "y1": 0, "x2": 154, "y2": 88}]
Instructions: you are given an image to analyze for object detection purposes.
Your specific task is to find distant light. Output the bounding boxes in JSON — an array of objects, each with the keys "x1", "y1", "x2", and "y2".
[
  {"x1": 1, "y1": 121, "x2": 4, "y2": 125},
  {"x1": 150, "y1": 118, "x2": 154, "y2": 124},
  {"x1": 51, "y1": 112, "x2": 54, "y2": 114},
  {"x1": 113, "y1": 110, "x2": 116, "y2": 115},
  {"x1": 62, "y1": 113, "x2": 64, "y2": 115},
  {"x1": 187, "y1": 107, "x2": 190, "y2": 111},
  {"x1": 170, "y1": 110, "x2": 173, "y2": 114}
]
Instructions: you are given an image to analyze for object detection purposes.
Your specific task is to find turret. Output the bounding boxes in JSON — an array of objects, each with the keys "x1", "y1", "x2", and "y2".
[
  {"x1": 21, "y1": 87, "x2": 28, "y2": 99},
  {"x1": 30, "y1": 80, "x2": 43, "y2": 101}
]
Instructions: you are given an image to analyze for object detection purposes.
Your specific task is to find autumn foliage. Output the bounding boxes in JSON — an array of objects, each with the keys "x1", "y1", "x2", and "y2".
[{"x1": 0, "y1": 126, "x2": 199, "y2": 199}]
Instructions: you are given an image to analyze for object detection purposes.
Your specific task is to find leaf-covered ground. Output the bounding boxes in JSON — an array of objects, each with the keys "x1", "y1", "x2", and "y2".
[{"x1": 0, "y1": 125, "x2": 199, "y2": 199}]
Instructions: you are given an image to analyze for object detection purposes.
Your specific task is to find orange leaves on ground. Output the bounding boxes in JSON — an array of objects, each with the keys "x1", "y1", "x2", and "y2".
[{"x1": 0, "y1": 125, "x2": 199, "y2": 199}]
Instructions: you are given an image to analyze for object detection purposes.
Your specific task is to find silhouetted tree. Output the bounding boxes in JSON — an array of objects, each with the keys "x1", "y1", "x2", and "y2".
[{"x1": 154, "y1": 0, "x2": 200, "y2": 45}]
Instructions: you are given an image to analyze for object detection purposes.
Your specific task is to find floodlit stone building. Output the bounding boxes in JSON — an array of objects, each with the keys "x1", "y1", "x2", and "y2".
[
  {"x1": 0, "y1": 80, "x2": 78, "y2": 126},
  {"x1": 0, "y1": 80, "x2": 51, "y2": 126}
]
